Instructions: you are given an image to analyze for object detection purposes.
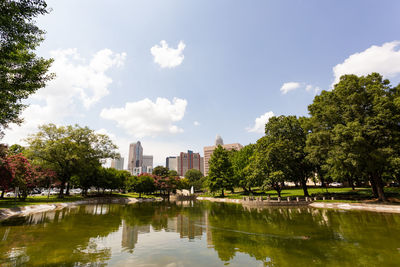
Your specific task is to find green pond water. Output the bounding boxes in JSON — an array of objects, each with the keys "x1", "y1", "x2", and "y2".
[{"x1": 0, "y1": 201, "x2": 399, "y2": 267}]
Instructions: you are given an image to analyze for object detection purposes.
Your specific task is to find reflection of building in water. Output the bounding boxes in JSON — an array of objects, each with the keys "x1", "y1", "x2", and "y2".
[
  {"x1": 176, "y1": 214, "x2": 205, "y2": 240},
  {"x1": 205, "y1": 210, "x2": 213, "y2": 246},
  {"x1": 121, "y1": 220, "x2": 150, "y2": 251}
]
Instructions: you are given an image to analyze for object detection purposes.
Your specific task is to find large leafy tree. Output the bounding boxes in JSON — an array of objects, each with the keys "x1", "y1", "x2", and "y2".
[
  {"x1": 263, "y1": 115, "x2": 312, "y2": 196},
  {"x1": 230, "y1": 144, "x2": 255, "y2": 192},
  {"x1": 207, "y1": 145, "x2": 234, "y2": 197},
  {"x1": 184, "y1": 169, "x2": 204, "y2": 190},
  {"x1": 26, "y1": 124, "x2": 118, "y2": 197},
  {"x1": 308, "y1": 73, "x2": 400, "y2": 201},
  {"x1": 0, "y1": 0, "x2": 53, "y2": 136}
]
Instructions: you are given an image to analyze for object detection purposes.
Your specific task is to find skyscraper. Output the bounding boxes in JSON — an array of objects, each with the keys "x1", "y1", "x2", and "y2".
[
  {"x1": 177, "y1": 150, "x2": 204, "y2": 176},
  {"x1": 166, "y1": 156, "x2": 178, "y2": 171},
  {"x1": 128, "y1": 141, "x2": 143, "y2": 172},
  {"x1": 111, "y1": 157, "x2": 124, "y2": 170},
  {"x1": 128, "y1": 141, "x2": 153, "y2": 175}
]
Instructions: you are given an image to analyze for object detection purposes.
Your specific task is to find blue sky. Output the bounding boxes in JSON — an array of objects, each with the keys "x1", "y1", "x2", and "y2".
[{"x1": 4, "y1": 0, "x2": 400, "y2": 167}]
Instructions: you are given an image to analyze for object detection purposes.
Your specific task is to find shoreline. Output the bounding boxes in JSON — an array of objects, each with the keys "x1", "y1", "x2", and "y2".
[
  {"x1": 1, "y1": 196, "x2": 400, "y2": 221},
  {"x1": 0, "y1": 197, "x2": 159, "y2": 221},
  {"x1": 197, "y1": 196, "x2": 400, "y2": 213}
]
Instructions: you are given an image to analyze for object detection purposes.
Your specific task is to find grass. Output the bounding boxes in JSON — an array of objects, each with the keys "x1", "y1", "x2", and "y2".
[{"x1": 199, "y1": 187, "x2": 400, "y2": 203}]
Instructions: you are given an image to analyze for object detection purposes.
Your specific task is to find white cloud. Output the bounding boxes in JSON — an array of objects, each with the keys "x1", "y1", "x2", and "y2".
[
  {"x1": 193, "y1": 121, "x2": 200, "y2": 126},
  {"x1": 280, "y1": 82, "x2": 301, "y2": 94},
  {"x1": 247, "y1": 111, "x2": 275, "y2": 133},
  {"x1": 150, "y1": 40, "x2": 185, "y2": 68},
  {"x1": 305, "y1": 84, "x2": 321, "y2": 95},
  {"x1": 100, "y1": 97, "x2": 187, "y2": 138},
  {"x1": 2, "y1": 48, "x2": 126, "y2": 145},
  {"x1": 332, "y1": 41, "x2": 400, "y2": 86}
]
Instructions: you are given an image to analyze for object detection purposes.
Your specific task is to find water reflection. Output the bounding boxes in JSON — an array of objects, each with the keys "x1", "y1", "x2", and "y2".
[{"x1": 0, "y1": 201, "x2": 399, "y2": 266}]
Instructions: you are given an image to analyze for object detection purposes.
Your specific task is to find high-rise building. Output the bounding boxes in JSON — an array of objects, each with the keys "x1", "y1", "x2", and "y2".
[
  {"x1": 177, "y1": 150, "x2": 204, "y2": 176},
  {"x1": 143, "y1": 155, "x2": 153, "y2": 169},
  {"x1": 128, "y1": 141, "x2": 153, "y2": 175},
  {"x1": 166, "y1": 151, "x2": 204, "y2": 176},
  {"x1": 111, "y1": 157, "x2": 124, "y2": 170},
  {"x1": 203, "y1": 135, "x2": 243, "y2": 176},
  {"x1": 128, "y1": 141, "x2": 143, "y2": 171},
  {"x1": 166, "y1": 156, "x2": 178, "y2": 171}
]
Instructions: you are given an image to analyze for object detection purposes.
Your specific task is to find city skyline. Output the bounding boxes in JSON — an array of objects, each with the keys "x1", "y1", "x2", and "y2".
[{"x1": 2, "y1": 0, "x2": 400, "y2": 167}]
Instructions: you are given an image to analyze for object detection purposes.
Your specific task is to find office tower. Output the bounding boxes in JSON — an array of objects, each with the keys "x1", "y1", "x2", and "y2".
[
  {"x1": 166, "y1": 156, "x2": 178, "y2": 171},
  {"x1": 143, "y1": 155, "x2": 153, "y2": 168},
  {"x1": 128, "y1": 141, "x2": 143, "y2": 172},
  {"x1": 128, "y1": 141, "x2": 153, "y2": 175},
  {"x1": 203, "y1": 135, "x2": 243, "y2": 176},
  {"x1": 177, "y1": 150, "x2": 204, "y2": 176},
  {"x1": 111, "y1": 157, "x2": 124, "y2": 170}
]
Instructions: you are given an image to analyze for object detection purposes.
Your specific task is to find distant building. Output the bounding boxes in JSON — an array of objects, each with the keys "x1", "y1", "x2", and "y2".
[
  {"x1": 143, "y1": 155, "x2": 153, "y2": 168},
  {"x1": 132, "y1": 166, "x2": 153, "y2": 176},
  {"x1": 128, "y1": 141, "x2": 153, "y2": 175},
  {"x1": 203, "y1": 135, "x2": 243, "y2": 176},
  {"x1": 177, "y1": 150, "x2": 204, "y2": 177},
  {"x1": 111, "y1": 157, "x2": 124, "y2": 170},
  {"x1": 128, "y1": 141, "x2": 143, "y2": 171},
  {"x1": 166, "y1": 151, "x2": 204, "y2": 176},
  {"x1": 166, "y1": 156, "x2": 178, "y2": 171}
]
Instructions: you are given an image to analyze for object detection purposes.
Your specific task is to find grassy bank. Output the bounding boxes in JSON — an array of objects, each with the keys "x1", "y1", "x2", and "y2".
[{"x1": 199, "y1": 187, "x2": 400, "y2": 203}]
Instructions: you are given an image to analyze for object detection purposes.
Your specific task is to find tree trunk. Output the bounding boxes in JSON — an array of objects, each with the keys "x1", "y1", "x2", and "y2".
[
  {"x1": 320, "y1": 175, "x2": 325, "y2": 188},
  {"x1": 65, "y1": 182, "x2": 70, "y2": 196},
  {"x1": 370, "y1": 176, "x2": 378, "y2": 198},
  {"x1": 221, "y1": 189, "x2": 224, "y2": 197},
  {"x1": 348, "y1": 176, "x2": 355, "y2": 190},
  {"x1": 373, "y1": 174, "x2": 386, "y2": 202},
  {"x1": 0, "y1": 190, "x2": 4, "y2": 198},
  {"x1": 300, "y1": 178, "x2": 309, "y2": 197},
  {"x1": 59, "y1": 181, "x2": 65, "y2": 198},
  {"x1": 275, "y1": 186, "x2": 281, "y2": 198}
]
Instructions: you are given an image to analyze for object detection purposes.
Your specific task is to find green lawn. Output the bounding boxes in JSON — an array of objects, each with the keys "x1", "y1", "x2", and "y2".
[{"x1": 199, "y1": 187, "x2": 400, "y2": 202}]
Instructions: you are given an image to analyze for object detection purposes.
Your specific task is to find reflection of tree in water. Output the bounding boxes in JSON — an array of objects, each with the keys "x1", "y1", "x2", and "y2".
[
  {"x1": 206, "y1": 203, "x2": 400, "y2": 266},
  {"x1": 0, "y1": 204, "x2": 122, "y2": 266}
]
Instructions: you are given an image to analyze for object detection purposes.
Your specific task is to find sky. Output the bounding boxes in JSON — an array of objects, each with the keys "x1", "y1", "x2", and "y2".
[{"x1": 3, "y1": 0, "x2": 400, "y2": 167}]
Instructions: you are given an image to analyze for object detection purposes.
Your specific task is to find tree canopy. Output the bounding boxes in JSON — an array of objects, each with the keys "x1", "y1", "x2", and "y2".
[
  {"x1": 0, "y1": 0, "x2": 53, "y2": 136},
  {"x1": 26, "y1": 123, "x2": 118, "y2": 197}
]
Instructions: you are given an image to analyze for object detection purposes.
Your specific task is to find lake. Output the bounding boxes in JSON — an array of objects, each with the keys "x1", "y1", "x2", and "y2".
[{"x1": 0, "y1": 201, "x2": 399, "y2": 266}]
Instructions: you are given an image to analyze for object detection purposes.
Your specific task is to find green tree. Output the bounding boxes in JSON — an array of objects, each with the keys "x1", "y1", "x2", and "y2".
[
  {"x1": 263, "y1": 115, "x2": 312, "y2": 196},
  {"x1": 134, "y1": 175, "x2": 155, "y2": 198},
  {"x1": 0, "y1": 0, "x2": 53, "y2": 136},
  {"x1": 153, "y1": 166, "x2": 169, "y2": 177},
  {"x1": 185, "y1": 169, "x2": 203, "y2": 189},
  {"x1": 308, "y1": 73, "x2": 400, "y2": 201},
  {"x1": 26, "y1": 124, "x2": 118, "y2": 198},
  {"x1": 168, "y1": 170, "x2": 178, "y2": 177},
  {"x1": 207, "y1": 145, "x2": 234, "y2": 197},
  {"x1": 230, "y1": 144, "x2": 255, "y2": 192}
]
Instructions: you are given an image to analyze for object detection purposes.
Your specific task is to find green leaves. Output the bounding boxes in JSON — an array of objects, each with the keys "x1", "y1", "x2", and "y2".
[
  {"x1": 25, "y1": 123, "x2": 118, "y2": 196},
  {"x1": 0, "y1": 0, "x2": 53, "y2": 136},
  {"x1": 207, "y1": 145, "x2": 234, "y2": 195}
]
